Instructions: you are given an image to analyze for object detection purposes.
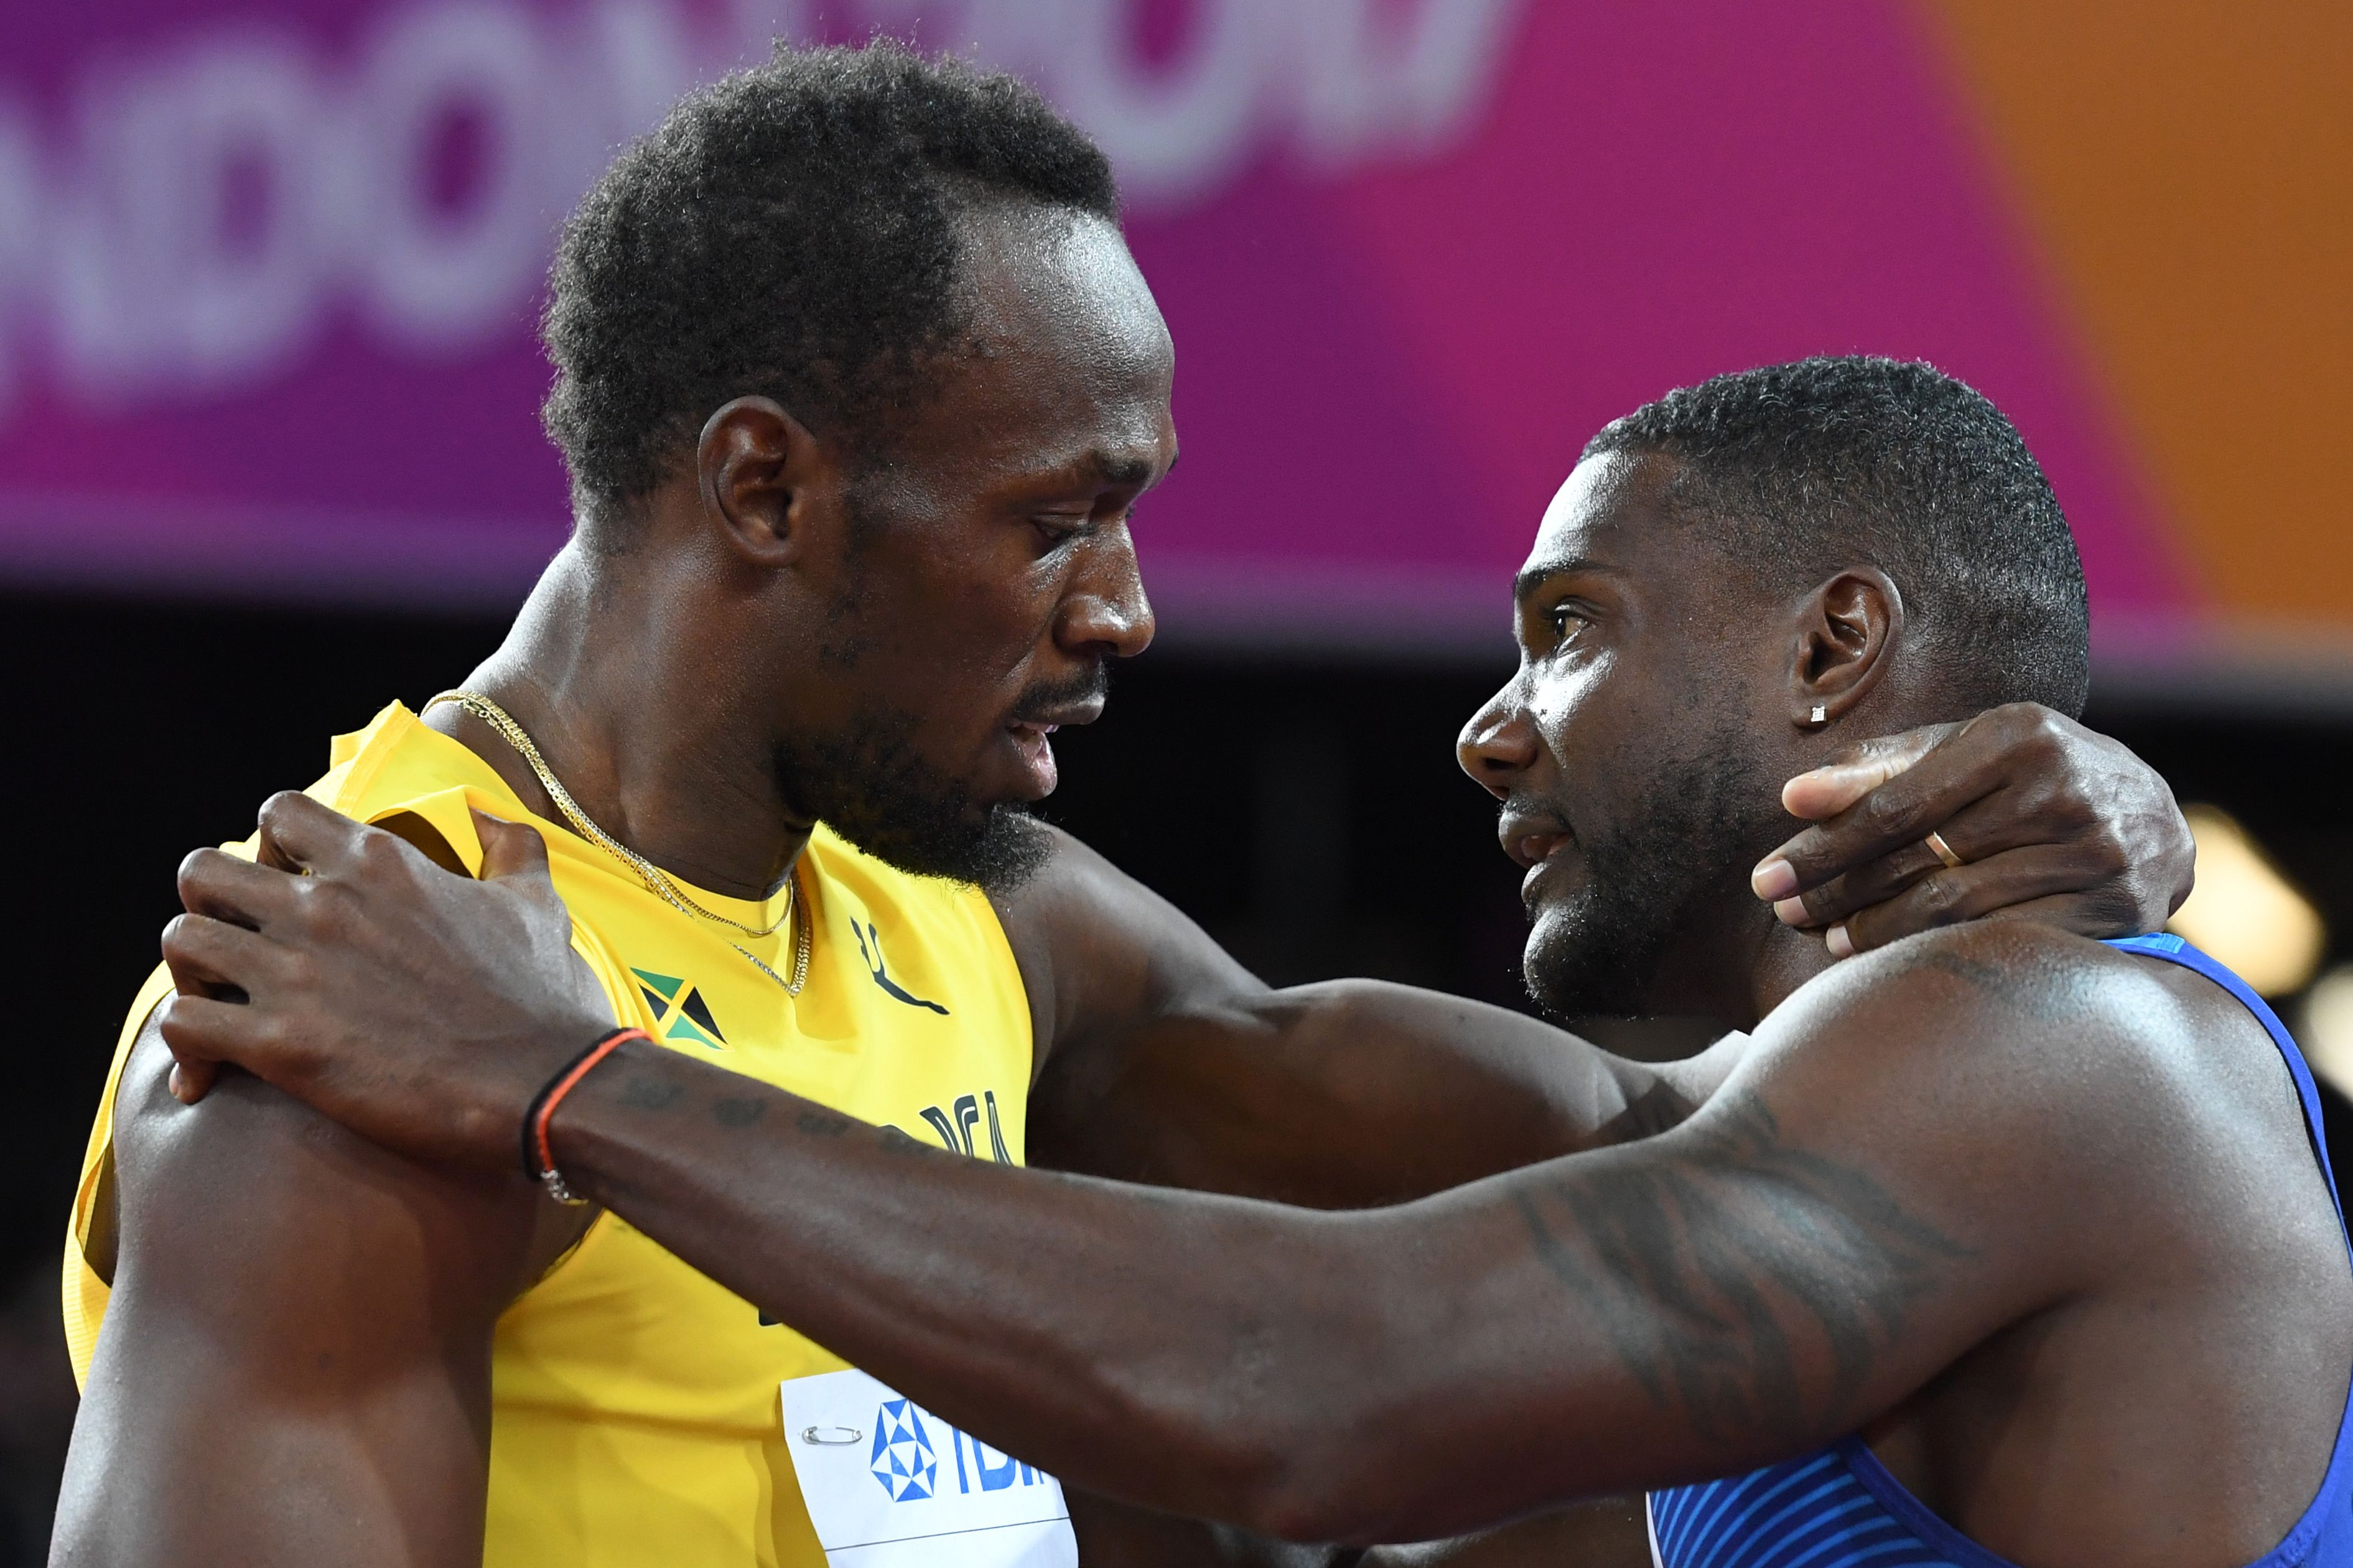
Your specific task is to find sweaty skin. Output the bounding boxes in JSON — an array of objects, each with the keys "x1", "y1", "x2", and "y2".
[
  {"x1": 142, "y1": 743, "x2": 2342, "y2": 1566},
  {"x1": 129, "y1": 442, "x2": 2281, "y2": 1568},
  {"x1": 61, "y1": 211, "x2": 2197, "y2": 1568}
]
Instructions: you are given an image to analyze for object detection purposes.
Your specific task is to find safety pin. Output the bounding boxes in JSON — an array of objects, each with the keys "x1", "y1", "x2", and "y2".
[{"x1": 801, "y1": 1425, "x2": 864, "y2": 1445}]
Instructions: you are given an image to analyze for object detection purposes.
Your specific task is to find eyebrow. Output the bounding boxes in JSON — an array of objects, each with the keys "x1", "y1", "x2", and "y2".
[{"x1": 1512, "y1": 556, "x2": 1611, "y2": 603}]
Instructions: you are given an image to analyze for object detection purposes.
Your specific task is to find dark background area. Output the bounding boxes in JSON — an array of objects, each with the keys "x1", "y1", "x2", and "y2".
[{"x1": 3, "y1": 590, "x2": 2351, "y2": 1562}]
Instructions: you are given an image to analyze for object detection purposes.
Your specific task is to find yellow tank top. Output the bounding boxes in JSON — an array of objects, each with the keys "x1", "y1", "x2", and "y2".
[{"x1": 62, "y1": 702, "x2": 1036, "y2": 1567}]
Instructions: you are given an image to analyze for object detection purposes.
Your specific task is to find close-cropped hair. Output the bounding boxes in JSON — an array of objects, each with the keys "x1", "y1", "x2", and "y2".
[
  {"x1": 1586, "y1": 355, "x2": 2092, "y2": 717},
  {"x1": 541, "y1": 39, "x2": 1121, "y2": 509}
]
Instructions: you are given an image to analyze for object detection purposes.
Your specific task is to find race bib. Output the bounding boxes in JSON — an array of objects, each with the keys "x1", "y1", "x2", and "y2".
[{"x1": 780, "y1": 1368, "x2": 1077, "y2": 1568}]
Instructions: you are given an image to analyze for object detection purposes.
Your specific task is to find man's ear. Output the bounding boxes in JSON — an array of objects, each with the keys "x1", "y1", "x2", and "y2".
[
  {"x1": 696, "y1": 396, "x2": 832, "y2": 568},
  {"x1": 1788, "y1": 567, "x2": 1903, "y2": 728}
]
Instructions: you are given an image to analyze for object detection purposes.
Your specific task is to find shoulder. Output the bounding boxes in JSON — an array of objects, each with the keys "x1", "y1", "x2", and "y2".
[
  {"x1": 65, "y1": 1005, "x2": 547, "y2": 1562},
  {"x1": 1775, "y1": 920, "x2": 2220, "y2": 1062},
  {"x1": 106, "y1": 1006, "x2": 570, "y2": 1348},
  {"x1": 1748, "y1": 921, "x2": 2272, "y2": 1188},
  {"x1": 987, "y1": 823, "x2": 1242, "y2": 965},
  {"x1": 317, "y1": 702, "x2": 541, "y2": 867},
  {"x1": 988, "y1": 823, "x2": 1264, "y2": 1066}
]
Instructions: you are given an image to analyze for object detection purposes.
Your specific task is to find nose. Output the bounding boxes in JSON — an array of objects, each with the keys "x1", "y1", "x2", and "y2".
[
  {"x1": 1458, "y1": 680, "x2": 1539, "y2": 801},
  {"x1": 1055, "y1": 524, "x2": 1156, "y2": 661}
]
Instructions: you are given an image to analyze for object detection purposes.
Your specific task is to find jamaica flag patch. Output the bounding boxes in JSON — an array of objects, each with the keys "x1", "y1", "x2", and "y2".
[{"x1": 630, "y1": 968, "x2": 727, "y2": 1049}]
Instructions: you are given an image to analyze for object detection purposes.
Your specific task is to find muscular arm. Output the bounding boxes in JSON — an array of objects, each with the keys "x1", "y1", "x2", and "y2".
[
  {"x1": 1004, "y1": 828, "x2": 1726, "y2": 1207},
  {"x1": 144, "y1": 697, "x2": 2195, "y2": 1558},
  {"x1": 54, "y1": 1011, "x2": 575, "y2": 1567},
  {"x1": 368, "y1": 925, "x2": 2113, "y2": 1546},
  {"x1": 1002, "y1": 833, "x2": 1693, "y2": 1567},
  {"x1": 1007, "y1": 697, "x2": 2198, "y2": 1212},
  {"x1": 984, "y1": 707, "x2": 2190, "y2": 1561}
]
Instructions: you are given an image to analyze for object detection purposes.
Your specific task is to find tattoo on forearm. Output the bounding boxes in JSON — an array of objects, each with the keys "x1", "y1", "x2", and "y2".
[
  {"x1": 796, "y1": 1110, "x2": 850, "y2": 1136},
  {"x1": 713, "y1": 1096, "x2": 768, "y2": 1128},
  {"x1": 1515, "y1": 1090, "x2": 1970, "y2": 1448},
  {"x1": 619, "y1": 1074, "x2": 686, "y2": 1111}
]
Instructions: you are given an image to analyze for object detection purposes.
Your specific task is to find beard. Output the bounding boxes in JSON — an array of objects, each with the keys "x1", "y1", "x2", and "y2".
[
  {"x1": 771, "y1": 666, "x2": 1107, "y2": 894},
  {"x1": 1521, "y1": 733, "x2": 1770, "y2": 1019}
]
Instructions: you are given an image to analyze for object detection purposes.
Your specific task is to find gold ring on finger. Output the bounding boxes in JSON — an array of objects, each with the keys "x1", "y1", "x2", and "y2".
[{"x1": 1924, "y1": 829, "x2": 1966, "y2": 870}]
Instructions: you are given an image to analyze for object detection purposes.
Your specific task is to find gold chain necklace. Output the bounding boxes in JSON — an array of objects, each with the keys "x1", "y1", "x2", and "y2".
[{"x1": 426, "y1": 690, "x2": 810, "y2": 996}]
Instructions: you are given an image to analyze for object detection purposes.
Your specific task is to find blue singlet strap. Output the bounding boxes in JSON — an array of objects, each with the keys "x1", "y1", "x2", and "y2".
[{"x1": 2104, "y1": 933, "x2": 2344, "y2": 1235}]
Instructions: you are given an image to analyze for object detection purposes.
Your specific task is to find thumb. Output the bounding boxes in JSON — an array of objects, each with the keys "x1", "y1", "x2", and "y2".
[
  {"x1": 1781, "y1": 720, "x2": 1964, "y2": 820},
  {"x1": 170, "y1": 1059, "x2": 220, "y2": 1105},
  {"x1": 472, "y1": 809, "x2": 555, "y2": 889}
]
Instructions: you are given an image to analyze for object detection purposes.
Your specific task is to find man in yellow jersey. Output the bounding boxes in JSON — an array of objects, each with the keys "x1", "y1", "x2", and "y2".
[{"x1": 54, "y1": 42, "x2": 2191, "y2": 1568}]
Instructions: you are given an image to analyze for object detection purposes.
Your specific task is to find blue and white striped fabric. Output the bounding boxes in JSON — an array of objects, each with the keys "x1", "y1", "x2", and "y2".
[
  {"x1": 1646, "y1": 935, "x2": 2353, "y2": 1568},
  {"x1": 1647, "y1": 1445, "x2": 1958, "y2": 1566}
]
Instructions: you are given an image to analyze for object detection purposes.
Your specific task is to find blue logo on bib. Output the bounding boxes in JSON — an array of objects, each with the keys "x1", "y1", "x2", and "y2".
[{"x1": 870, "y1": 1399, "x2": 938, "y2": 1501}]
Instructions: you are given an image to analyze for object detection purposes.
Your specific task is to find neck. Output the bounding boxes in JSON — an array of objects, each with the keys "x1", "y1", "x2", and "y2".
[
  {"x1": 1639, "y1": 874, "x2": 1842, "y2": 1032},
  {"x1": 432, "y1": 544, "x2": 809, "y2": 899}
]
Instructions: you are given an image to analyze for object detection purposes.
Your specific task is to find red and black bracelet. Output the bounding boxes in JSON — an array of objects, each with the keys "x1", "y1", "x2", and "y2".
[{"x1": 520, "y1": 1026, "x2": 650, "y2": 1204}]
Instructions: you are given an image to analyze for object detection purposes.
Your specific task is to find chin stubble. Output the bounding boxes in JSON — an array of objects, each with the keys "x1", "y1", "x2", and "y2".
[
  {"x1": 1523, "y1": 740, "x2": 1769, "y2": 1018},
  {"x1": 771, "y1": 706, "x2": 1053, "y2": 894}
]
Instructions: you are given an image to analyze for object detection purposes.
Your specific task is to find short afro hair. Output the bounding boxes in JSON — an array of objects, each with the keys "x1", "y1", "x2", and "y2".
[
  {"x1": 1585, "y1": 356, "x2": 2091, "y2": 717},
  {"x1": 541, "y1": 40, "x2": 1121, "y2": 508}
]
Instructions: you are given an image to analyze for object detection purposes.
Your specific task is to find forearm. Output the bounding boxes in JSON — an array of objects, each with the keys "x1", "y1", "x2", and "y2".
[
  {"x1": 556, "y1": 1036, "x2": 1409, "y2": 1534},
  {"x1": 1032, "y1": 978, "x2": 1729, "y2": 1207},
  {"x1": 1065, "y1": 1496, "x2": 1368, "y2": 1568},
  {"x1": 1353, "y1": 1500, "x2": 1652, "y2": 1567}
]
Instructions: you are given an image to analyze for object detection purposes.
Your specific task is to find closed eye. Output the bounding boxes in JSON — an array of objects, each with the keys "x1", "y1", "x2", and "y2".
[
  {"x1": 1032, "y1": 504, "x2": 1138, "y2": 553},
  {"x1": 1030, "y1": 514, "x2": 1093, "y2": 550}
]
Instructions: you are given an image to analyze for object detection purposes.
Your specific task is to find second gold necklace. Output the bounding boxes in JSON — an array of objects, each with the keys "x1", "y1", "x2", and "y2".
[{"x1": 427, "y1": 690, "x2": 811, "y2": 996}]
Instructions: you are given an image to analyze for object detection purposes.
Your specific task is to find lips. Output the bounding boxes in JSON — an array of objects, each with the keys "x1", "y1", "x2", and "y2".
[
  {"x1": 1011, "y1": 692, "x2": 1106, "y2": 732},
  {"x1": 998, "y1": 682, "x2": 1107, "y2": 801},
  {"x1": 1004, "y1": 721, "x2": 1061, "y2": 797},
  {"x1": 1498, "y1": 810, "x2": 1578, "y2": 905},
  {"x1": 1498, "y1": 812, "x2": 1573, "y2": 871}
]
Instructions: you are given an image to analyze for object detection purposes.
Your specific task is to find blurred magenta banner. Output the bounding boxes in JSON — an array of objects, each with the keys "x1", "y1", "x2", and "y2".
[{"x1": 0, "y1": 0, "x2": 2190, "y2": 650}]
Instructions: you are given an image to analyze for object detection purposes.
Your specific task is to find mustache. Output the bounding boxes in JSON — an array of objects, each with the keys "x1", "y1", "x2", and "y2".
[{"x1": 1009, "y1": 662, "x2": 1111, "y2": 723}]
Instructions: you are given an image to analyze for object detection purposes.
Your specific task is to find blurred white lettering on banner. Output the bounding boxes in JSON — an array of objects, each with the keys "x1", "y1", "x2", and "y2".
[{"x1": 0, "y1": 0, "x2": 1524, "y2": 417}]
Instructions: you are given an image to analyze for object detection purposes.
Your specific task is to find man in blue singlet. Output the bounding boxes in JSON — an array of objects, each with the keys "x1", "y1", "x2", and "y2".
[{"x1": 156, "y1": 356, "x2": 2353, "y2": 1568}]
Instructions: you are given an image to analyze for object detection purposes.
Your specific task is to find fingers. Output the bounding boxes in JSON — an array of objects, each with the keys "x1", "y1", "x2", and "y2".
[
  {"x1": 1777, "y1": 720, "x2": 1966, "y2": 822},
  {"x1": 1758, "y1": 701, "x2": 2193, "y2": 950},
  {"x1": 153, "y1": 990, "x2": 258, "y2": 1068},
  {"x1": 473, "y1": 809, "x2": 555, "y2": 889},
  {"x1": 1768, "y1": 836, "x2": 1947, "y2": 929},
  {"x1": 1756, "y1": 707, "x2": 2051, "y2": 901},
  {"x1": 160, "y1": 911, "x2": 279, "y2": 1001},
  {"x1": 170, "y1": 1059, "x2": 220, "y2": 1105},
  {"x1": 1768, "y1": 789, "x2": 2091, "y2": 930},
  {"x1": 253, "y1": 790, "x2": 373, "y2": 874},
  {"x1": 1833, "y1": 844, "x2": 2138, "y2": 955},
  {"x1": 155, "y1": 988, "x2": 310, "y2": 1102},
  {"x1": 179, "y1": 846, "x2": 301, "y2": 930}
]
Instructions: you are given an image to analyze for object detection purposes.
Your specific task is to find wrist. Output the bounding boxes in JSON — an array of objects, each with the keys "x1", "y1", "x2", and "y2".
[{"x1": 523, "y1": 1026, "x2": 651, "y2": 1203}]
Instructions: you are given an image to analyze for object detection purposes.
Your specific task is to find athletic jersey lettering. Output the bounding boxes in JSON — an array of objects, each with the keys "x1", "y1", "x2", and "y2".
[
  {"x1": 1647, "y1": 935, "x2": 2353, "y2": 1568},
  {"x1": 62, "y1": 702, "x2": 1037, "y2": 1568}
]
